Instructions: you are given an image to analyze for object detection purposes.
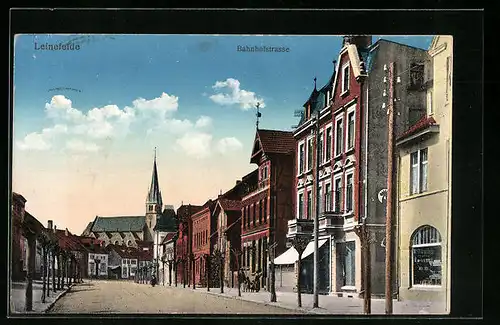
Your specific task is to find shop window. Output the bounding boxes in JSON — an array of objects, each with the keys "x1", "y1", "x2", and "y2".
[{"x1": 411, "y1": 225, "x2": 442, "y2": 286}]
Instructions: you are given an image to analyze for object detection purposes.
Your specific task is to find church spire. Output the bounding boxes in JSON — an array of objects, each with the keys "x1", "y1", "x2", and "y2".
[{"x1": 147, "y1": 147, "x2": 163, "y2": 209}]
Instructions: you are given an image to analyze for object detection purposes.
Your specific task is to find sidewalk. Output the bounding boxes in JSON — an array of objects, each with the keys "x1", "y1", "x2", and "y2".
[
  {"x1": 168, "y1": 285, "x2": 447, "y2": 315},
  {"x1": 9, "y1": 279, "x2": 74, "y2": 314}
]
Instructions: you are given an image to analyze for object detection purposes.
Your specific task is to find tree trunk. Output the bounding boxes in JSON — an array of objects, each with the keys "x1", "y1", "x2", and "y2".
[
  {"x1": 169, "y1": 262, "x2": 172, "y2": 286},
  {"x1": 206, "y1": 256, "x2": 211, "y2": 292},
  {"x1": 41, "y1": 248, "x2": 47, "y2": 303},
  {"x1": 183, "y1": 260, "x2": 186, "y2": 288},
  {"x1": 174, "y1": 262, "x2": 178, "y2": 287},
  {"x1": 297, "y1": 259, "x2": 302, "y2": 308},
  {"x1": 220, "y1": 257, "x2": 224, "y2": 294},
  {"x1": 46, "y1": 250, "x2": 50, "y2": 297},
  {"x1": 270, "y1": 261, "x2": 276, "y2": 302},
  {"x1": 61, "y1": 257, "x2": 65, "y2": 288},
  {"x1": 25, "y1": 234, "x2": 35, "y2": 312},
  {"x1": 52, "y1": 253, "x2": 61, "y2": 292}
]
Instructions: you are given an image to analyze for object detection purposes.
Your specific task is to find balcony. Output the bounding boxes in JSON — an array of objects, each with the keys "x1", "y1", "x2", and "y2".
[{"x1": 286, "y1": 218, "x2": 313, "y2": 239}]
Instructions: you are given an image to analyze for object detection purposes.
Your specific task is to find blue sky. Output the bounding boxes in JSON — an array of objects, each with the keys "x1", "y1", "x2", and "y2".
[{"x1": 12, "y1": 34, "x2": 433, "y2": 233}]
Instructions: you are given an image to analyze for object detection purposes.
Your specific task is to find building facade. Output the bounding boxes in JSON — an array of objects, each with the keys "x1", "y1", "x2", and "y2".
[
  {"x1": 241, "y1": 129, "x2": 295, "y2": 290},
  {"x1": 191, "y1": 200, "x2": 217, "y2": 286},
  {"x1": 395, "y1": 35, "x2": 452, "y2": 312},
  {"x1": 11, "y1": 192, "x2": 27, "y2": 281}
]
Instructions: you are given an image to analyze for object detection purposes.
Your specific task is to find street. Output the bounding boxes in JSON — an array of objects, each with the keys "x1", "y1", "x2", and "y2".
[{"x1": 48, "y1": 280, "x2": 300, "y2": 314}]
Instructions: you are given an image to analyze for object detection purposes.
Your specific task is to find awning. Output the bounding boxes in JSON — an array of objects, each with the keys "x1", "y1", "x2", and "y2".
[
  {"x1": 273, "y1": 239, "x2": 329, "y2": 265},
  {"x1": 273, "y1": 247, "x2": 299, "y2": 265},
  {"x1": 301, "y1": 239, "x2": 328, "y2": 259}
]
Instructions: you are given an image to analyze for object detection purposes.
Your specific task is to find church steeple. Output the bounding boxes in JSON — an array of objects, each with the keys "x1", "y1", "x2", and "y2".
[{"x1": 146, "y1": 147, "x2": 163, "y2": 211}]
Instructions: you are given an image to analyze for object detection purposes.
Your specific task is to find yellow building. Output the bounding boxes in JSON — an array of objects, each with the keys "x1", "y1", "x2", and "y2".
[{"x1": 395, "y1": 36, "x2": 452, "y2": 313}]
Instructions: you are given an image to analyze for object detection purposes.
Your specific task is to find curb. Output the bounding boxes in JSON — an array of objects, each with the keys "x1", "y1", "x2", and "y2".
[
  {"x1": 198, "y1": 289, "x2": 320, "y2": 314},
  {"x1": 44, "y1": 284, "x2": 73, "y2": 313}
]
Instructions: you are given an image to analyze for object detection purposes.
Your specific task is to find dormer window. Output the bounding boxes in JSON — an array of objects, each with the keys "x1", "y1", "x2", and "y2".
[{"x1": 342, "y1": 63, "x2": 350, "y2": 94}]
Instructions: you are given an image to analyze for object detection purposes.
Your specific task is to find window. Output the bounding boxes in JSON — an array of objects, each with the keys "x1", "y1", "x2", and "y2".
[
  {"x1": 427, "y1": 89, "x2": 433, "y2": 115},
  {"x1": 335, "y1": 117, "x2": 344, "y2": 156},
  {"x1": 100, "y1": 263, "x2": 107, "y2": 274},
  {"x1": 252, "y1": 204, "x2": 256, "y2": 225},
  {"x1": 149, "y1": 205, "x2": 153, "y2": 212},
  {"x1": 411, "y1": 226, "x2": 442, "y2": 286},
  {"x1": 263, "y1": 197, "x2": 268, "y2": 220},
  {"x1": 89, "y1": 254, "x2": 94, "y2": 260},
  {"x1": 338, "y1": 241, "x2": 356, "y2": 287},
  {"x1": 342, "y1": 63, "x2": 350, "y2": 94},
  {"x1": 318, "y1": 185, "x2": 323, "y2": 213},
  {"x1": 298, "y1": 192, "x2": 304, "y2": 218},
  {"x1": 298, "y1": 143, "x2": 305, "y2": 174},
  {"x1": 324, "y1": 183, "x2": 332, "y2": 211},
  {"x1": 410, "y1": 148, "x2": 428, "y2": 195},
  {"x1": 325, "y1": 126, "x2": 332, "y2": 161},
  {"x1": 246, "y1": 207, "x2": 250, "y2": 228},
  {"x1": 114, "y1": 241, "x2": 119, "y2": 245},
  {"x1": 334, "y1": 177, "x2": 342, "y2": 212},
  {"x1": 318, "y1": 132, "x2": 324, "y2": 165},
  {"x1": 307, "y1": 138, "x2": 313, "y2": 171},
  {"x1": 127, "y1": 240, "x2": 132, "y2": 246},
  {"x1": 307, "y1": 190, "x2": 313, "y2": 219},
  {"x1": 262, "y1": 165, "x2": 268, "y2": 180},
  {"x1": 345, "y1": 172, "x2": 354, "y2": 213},
  {"x1": 410, "y1": 62, "x2": 425, "y2": 89},
  {"x1": 131, "y1": 259, "x2": 137, "y2": 265},
  {"x1": 346, "y1": 110, "x2": 355, "y2": 150}
]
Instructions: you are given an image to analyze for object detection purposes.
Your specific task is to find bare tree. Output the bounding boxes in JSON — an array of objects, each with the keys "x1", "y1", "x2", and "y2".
[
  {"x1": 230, "y1": 248, "x2": 242, "y2": 297},
  {"x1": 291, "y1": 235, "x2": 311, "y2": 308}
]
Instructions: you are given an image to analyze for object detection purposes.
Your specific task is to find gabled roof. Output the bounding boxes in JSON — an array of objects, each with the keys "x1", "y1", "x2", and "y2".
[
  {"x1": 92, "y1": 216, "x2": 146, "y2": 232},
  {"x1": 250, "y1": 129, "x2": 295, "y2": 164},
  {"x1": 160, "y1": 232, "x2": 177, "y2": 245},
  {"x1": 106, "y1": 244, "x2": 137, "y2": 259},
  {"x1": 397, "y1": 116, "x2": 438, "y2": 141},
  {"x1": 12, "y1": 192, "x2": 27, "y2": 203},
  {"x1": 154, "y1": 206, "x2": 177, "y2": 232},
  {"x1": 218, "y1": 199, "x2": 242, "y2": 212},
  {"x1": 81, "y1": 221, "x2": 94, "y2": 236}
]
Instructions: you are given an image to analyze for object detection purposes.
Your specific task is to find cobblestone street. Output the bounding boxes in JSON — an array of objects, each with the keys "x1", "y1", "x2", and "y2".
[{"x1": 48, "y1": 280, "x2": 300, "y2": 314}]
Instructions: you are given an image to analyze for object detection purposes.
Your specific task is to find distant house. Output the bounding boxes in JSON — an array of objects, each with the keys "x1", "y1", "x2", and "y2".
[
  {"x1": 85, "y1": 215, "x2": 149, "y2": 248},
  {"x1": 161, "y1": 232, "x2": 177, "y2": 286},
  {"x1": 106, "y1": 244, "x2": 138, "y2": 279},
  {"x1": 87, "y1": 245, "x2": 109, "y2": 279}
]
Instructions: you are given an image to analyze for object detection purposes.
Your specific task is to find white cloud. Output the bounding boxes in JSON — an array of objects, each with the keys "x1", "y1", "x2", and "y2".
[
  {"x1": 195, "y1": 116, "x2": 212, "y2": 128},
  {"x1": 65, "y1": 139, "x2": 100, "y2": 152},
  {"x1": 17, "y1": 132, "x2": 52, "y2": 151},
  {"x1": 216, "y1": 137, "x2": 243, "y2": 154},
  {"x1": 209, "y1": 78, "x2": 265, "y2": 110},
  {"x1": 176, "y1": 132, "x2": 213, "y2": 159},
  {"x1": 131, "y1": 92, "x2": 178, "y2": 120}
]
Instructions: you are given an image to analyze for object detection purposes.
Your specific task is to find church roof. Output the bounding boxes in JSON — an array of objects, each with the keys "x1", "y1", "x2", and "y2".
[
  {"x1": 146, "y1": 151, "x2": 163, "y2": 207},
  {"x1": 92, "y1": 216, "x2": 146, "y2": 233}
]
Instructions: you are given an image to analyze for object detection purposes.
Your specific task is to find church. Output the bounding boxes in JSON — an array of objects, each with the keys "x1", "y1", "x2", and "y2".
[{"x1": 81, "y1": 151, "x2": 177, "y2": 260}]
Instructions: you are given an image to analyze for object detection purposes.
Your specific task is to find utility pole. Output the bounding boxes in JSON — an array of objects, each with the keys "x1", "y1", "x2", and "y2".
[
  {"x1": 385, "y1": 62, "x2": 395, "y2": 314},
  {"x1": 313, "y1": 100, "x2": 320, "y2": 308}
]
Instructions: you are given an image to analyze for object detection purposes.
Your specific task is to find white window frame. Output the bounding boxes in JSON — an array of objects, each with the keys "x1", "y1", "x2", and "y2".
[
  {"x1": 324, "y1": 180, "x2": 332, "y2": 212},
  {"x1": 306, "y1": 186, "x2": 313, "y2": 220},
  {"x1": 346, "y1": 104, "x2": 356, "y2": 151},
  {"x1": 325, "y1": 90, "x2": 330, "y2": 108},
  {"x1": 333, "y1": 173, "x2": 343, "y2": 213},
  {"x1": 297, "y1": 140, "x2": 305, "y2": 176},
  {"x1": 306, "y1": 136, "x2": 314, "y2": 172},
  {"x1": 410, "y1": 148, "x2": 428, "y2": 195},
  {"x1": 318, "y1": 130, "x2": 324, "y2": 166},
  {"x1": 344, "y1": 168, "x2": 355, "y2": 213},
  {"x1": 427, "y1": 89, "x2": 433, "y2": 116},
  {"x1": 334, "y1": 114, "x2": 344, "y2": 157},
  {"x1": 341, "y1": 62, "x2": 350, "y2": 94},
  {"x1": 297, "y1": 189, "x2": 305, "y2": 218},
  {"x1": 324, "y1": 123, "x2": 333, "y2": 163}
]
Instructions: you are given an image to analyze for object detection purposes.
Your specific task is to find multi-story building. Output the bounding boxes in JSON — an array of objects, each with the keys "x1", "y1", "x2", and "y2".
[
  {"x1": 11, "y1": 192, "x2": 27, "y2": 281},
  {"x1": 395, "y1": 35, "x2": 452, "y2": 313},
  {"x1": 283, "y1": 35, "x2": 430, "y2": 297},
  {"x1": 241, "y1": 129, "x2": 295, "y2": 290},
  {"x1": 175, "y1": 204, "x2": 203, "y2": 286},
  {"x1": 153, "y1": 205, "x2": 177, "y2": 280},
  {"x1": 191, "y1": 200, "x2": 217, "y2": 286},
  {"x1": 213, "y1": 195, "x2": 243, "y2": 288}
]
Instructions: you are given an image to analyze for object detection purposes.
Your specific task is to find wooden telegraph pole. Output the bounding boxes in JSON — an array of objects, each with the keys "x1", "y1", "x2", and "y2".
[{"x1": 384, "y1": 62, "x2": 395, "y2": 314}]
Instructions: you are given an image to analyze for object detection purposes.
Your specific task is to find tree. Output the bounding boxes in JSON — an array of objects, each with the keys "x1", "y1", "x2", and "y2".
[{"x1": 291, "y1": 235, "x2": 311, "y2": 308}]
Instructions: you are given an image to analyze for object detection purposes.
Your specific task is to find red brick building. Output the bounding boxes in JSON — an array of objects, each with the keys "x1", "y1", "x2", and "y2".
[
  {"x1": 175, "y1": 204, "x2": 203, "y2": 286},
  {"x1": 240, "y1": 129, "x2": 295, "y2": 289},
  {"x1": 191, "y1": 200, "x2": 217, "y2": 286}
]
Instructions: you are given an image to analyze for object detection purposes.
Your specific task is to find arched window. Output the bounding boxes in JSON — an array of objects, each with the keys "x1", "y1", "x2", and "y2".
[
  {"x1": 127, "y1": 240, "x2": 132, "y2": 247},
  {"x1": 411, "y1": 225, "x2": 442, "y2": 286},
  {"x1": 114, "y1": 240, "x2": 119, "y2": 245}
]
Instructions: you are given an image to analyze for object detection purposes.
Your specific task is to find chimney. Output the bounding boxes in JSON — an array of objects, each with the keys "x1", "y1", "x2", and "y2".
[
  {"x1": 236, "y1": 180, "x2": 242, "y2": 185},
  {"x1": 47, "y1": 220, "x2": 53, "y2": 230},
  {"x1": 65, "y1": 228, "x2": 69, "y2": 236},
  {"x1": 54, "y1": 225, "x2": 57, "y2": 233}
]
